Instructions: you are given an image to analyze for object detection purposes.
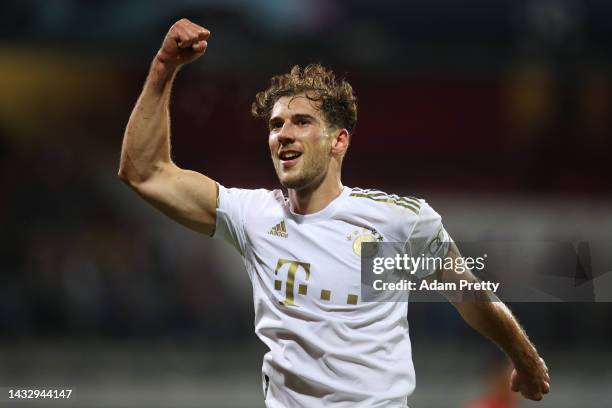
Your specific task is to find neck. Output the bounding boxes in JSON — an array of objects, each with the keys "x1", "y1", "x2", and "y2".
[{"x1": 288, "y1": 170, "x2": 343, "y2": 215}]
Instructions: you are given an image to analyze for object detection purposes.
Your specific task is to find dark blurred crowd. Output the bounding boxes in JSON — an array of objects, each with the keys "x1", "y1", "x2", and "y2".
[{"x1": 0, "y1": 0, "x2": 611, "y2": 345}]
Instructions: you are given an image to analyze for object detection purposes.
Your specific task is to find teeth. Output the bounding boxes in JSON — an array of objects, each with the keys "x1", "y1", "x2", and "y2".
[{"x1": 281, "y1": 152, "x2": 300, "y2": 160}]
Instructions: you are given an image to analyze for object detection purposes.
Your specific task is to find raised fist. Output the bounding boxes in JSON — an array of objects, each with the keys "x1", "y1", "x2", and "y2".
[{"x1": 156, "y1": 18, "x2": 210, "y2": 69}]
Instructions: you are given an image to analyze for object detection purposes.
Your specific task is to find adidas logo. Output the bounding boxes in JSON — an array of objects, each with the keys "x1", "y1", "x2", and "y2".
[{"x1": 268, "y1": 220, "x2": 288, "y2": 238}]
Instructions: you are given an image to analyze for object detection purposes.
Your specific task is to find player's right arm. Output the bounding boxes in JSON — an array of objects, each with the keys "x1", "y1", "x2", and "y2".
[
  {"x1": 118, "y1": 19, "x2": 217, "y2": 235},
  {"x1": 429, "y1": 242, "x2": 550, "y2": 401}
]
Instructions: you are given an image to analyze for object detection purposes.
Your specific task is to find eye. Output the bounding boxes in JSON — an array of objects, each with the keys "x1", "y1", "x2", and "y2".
[
  {"x1": 296, "y1": 118, "x2": 310, "y2": 126},
  {"x1": 269, "y1": 121, "x2": 283, "y2": 131}
]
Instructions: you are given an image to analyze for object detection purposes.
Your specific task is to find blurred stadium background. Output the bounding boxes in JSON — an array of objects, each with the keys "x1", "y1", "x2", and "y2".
[{"x1": 1, "y1": 1, "x2": 611, "y2": 407}]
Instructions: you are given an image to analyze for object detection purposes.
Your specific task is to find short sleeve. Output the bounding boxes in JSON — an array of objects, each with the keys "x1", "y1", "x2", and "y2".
[
  {"x1": 406, "y1": 201, "x2": 452, "y2": 279},
  {"x1": 213, "y1": 184, "x2": 252, "y2": 255}
]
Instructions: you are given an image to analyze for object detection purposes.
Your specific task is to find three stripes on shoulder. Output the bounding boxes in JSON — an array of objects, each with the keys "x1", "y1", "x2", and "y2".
[{"x1": 349, "y1": 188, "x2": 421, "y2": 214}]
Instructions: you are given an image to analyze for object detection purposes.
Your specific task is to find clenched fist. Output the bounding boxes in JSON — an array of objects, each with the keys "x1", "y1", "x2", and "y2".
[
  {"x1": 511, "y1": 356, "x2": 550, "y2": 401},
  {"x1": 155, "y1": 18, "x2": 210, "y2": 69}
]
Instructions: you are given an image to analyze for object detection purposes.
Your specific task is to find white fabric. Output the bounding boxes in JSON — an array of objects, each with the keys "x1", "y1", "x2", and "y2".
[{"x1": 214, "y1": 185, "x2": 450, "y2": 407}]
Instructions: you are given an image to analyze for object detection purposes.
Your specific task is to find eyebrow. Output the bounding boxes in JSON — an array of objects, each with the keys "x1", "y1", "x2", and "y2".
[
  {"x1": 269, "y1": 113, "x2": 317, "y2": 128},
  {"x1": 293, "y1": 113, "x2": 316, "y2": 122}
]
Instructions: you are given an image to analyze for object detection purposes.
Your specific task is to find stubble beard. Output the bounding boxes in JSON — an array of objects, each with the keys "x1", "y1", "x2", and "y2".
[{"x1": 277, "y1": 153, "x2": 329, "y2": 191}]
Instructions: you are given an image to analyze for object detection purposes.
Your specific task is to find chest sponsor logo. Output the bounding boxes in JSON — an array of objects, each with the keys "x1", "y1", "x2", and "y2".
[
  {"x1": 273, "y1": 258, "x2": 360, "y2": 306},
  {"x1": 274, "y1": 259, "x2": 310, "y2": 306},
  {"x1": 268, "y1": 220, "x2": 288, "y2": 238}
]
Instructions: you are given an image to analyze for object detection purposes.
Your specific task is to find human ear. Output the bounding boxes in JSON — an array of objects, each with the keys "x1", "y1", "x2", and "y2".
[{"x1": 331, "y1": 129, "x2": 350, "y2": 155}]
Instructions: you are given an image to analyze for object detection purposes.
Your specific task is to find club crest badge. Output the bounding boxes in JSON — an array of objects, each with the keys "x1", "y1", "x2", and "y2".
[{"x1": 347, "y1": 227, "x2": 384, "y2": 258}]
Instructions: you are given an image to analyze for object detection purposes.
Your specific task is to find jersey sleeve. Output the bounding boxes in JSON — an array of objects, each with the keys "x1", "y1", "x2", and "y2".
[
  {"x1": 212, "y1": 184, "x2": 255, "y2": 256},
  {"x1": 405, "y1": 201, "x2": 452, "y2": 279}
]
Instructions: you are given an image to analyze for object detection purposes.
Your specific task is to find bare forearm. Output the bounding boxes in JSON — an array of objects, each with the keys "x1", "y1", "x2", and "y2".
[
  {"x1": 436, "y1": 241, "x2": 549, "y2": 400},
  {"x1": 118, "y1": 59, "x2": 178, "y2": 184},
  {"x1": 456, "y1": 299, "x2": 538, "y2": 370}
]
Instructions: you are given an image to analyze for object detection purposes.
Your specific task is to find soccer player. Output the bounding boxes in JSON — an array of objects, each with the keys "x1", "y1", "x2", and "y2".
[{"x1": 118, "y1": 19, "x2": 550, "y2": 407}]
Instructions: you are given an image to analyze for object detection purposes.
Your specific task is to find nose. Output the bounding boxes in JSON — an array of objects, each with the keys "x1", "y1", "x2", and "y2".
[{"x1": 277, "y1": 123, "x2": 295, "y2": 145}]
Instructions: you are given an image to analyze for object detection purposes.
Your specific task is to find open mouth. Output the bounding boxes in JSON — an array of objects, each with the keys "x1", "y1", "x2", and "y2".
[{"x1": 279, "y1": 151, "x2": 302, "y2": 167}]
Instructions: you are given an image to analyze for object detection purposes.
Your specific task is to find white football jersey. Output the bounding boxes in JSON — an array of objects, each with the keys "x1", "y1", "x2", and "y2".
[{"x1": 213, "y1": 185, "x2": 450, "y2": 407}]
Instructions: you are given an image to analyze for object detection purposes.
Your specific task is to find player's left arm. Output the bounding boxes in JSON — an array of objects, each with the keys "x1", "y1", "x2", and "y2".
[{"x1": 427, "y1": 242, "x2": 551, "y2": 401}]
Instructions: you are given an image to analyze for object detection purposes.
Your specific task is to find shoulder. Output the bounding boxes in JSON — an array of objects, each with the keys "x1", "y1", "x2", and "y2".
[
  {"x1": 218, "y1": 184, "x2": 283, "y2": 200},
  {"x1": 217, "y1": 185, "x2": 287, "y2": 214},
  {"x1": 346, "y1": 187, "x2": 424, "y2": 215},
  {"x1": 345, "y1": 187, "x2": 443, "y2": 240}
]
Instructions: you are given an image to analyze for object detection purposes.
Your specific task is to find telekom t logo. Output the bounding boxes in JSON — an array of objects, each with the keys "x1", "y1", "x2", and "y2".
[{"x1": 274, "y1": 258, "x2": 310, "y2": 306}]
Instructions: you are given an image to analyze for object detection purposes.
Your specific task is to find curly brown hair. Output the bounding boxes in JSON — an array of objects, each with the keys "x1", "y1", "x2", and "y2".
[{"x1": 251, "y1": 64, "x2": 358, "y2": 134}]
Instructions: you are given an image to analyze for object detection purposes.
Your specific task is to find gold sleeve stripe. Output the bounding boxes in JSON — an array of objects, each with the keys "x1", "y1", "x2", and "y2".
[
  {"x1": 352, "y1": 188, "x2": 421, "y2": 206},
  {"x1": 359, "y1": 191, "x2": 421, "y2": 208},
  {"x1": 394, "y1": 196, "x2": 421, "y2": 207},
  {"x1": 349, "y1": 193, "x2": 420, "y2": 214}
]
